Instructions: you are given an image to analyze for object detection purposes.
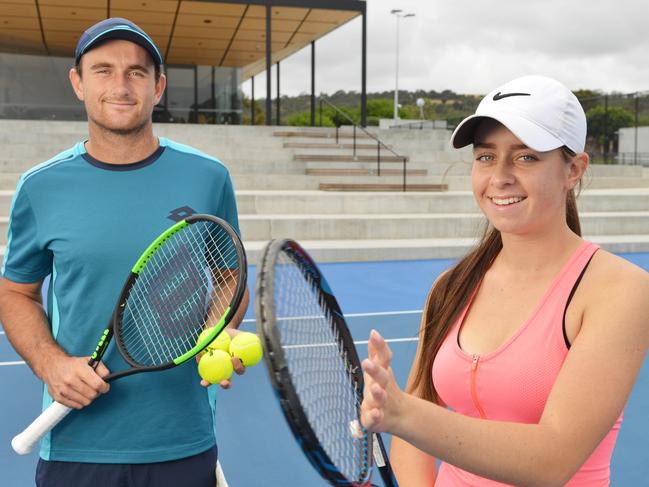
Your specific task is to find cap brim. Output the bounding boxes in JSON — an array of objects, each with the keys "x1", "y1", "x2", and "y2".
[{"x1": 450, "y1": 112, "x2": 565, "y2": 152}]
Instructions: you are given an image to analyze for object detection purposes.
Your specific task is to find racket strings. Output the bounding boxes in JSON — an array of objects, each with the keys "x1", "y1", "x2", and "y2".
[
  {"x1": 273, "y1": 250, "x2": 370, "y2": 483},
  {"x1": 119, "y1": 221, "x2": 241, "y2": 366}
]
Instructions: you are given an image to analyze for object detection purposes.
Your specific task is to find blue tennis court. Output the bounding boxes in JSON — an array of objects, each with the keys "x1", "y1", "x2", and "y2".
[{"x1": 1, "y1": 254, "x2": 648, "y2": 486}]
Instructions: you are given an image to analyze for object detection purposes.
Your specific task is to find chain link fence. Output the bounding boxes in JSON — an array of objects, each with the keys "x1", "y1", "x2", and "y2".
[{"x1": 577, "y1": 91, "x2": 649, "y2": 165}]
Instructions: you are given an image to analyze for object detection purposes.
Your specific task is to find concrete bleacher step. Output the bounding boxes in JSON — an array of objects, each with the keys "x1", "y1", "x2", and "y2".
[
  {"x1": 1, "y1": 236, "x2": 647, "y2": 264},
  {"x1": 1, "y1": 189, "x2": 644, "y2": 218},
  {"x1": 283, "y1": 142, "x2": 388, "y2": 150},
  {"x1": 0, "y1": 173, "x2": 21, "y2": 190},
  {"x1": 234, "y1": 189, "x2": 646, "y2": 215},
  {"x1": 232, "y1": 174, "x2": 464, "y2": 191},
  {"x1": 1, "y1": 121, "x2": 649, "y2": 262},
  {"x1": 319, "y1": 183, "x2": 447, "y2": 192},
  {"x1": 306, "y1": 168, "x2": 427, "y2": 177},
  {"x1": 294, "y1": 154, "x2": 408, "y2": 163},
  {"x1": 236, "y1": 211, "x2": 649, "y2": 242},
  {"x1": 304, "y1": 162, "x2": 420, "y2": 173},
  {"x1": 273, "y1": 130, "x2": 374, "y2": 139},
  {"x1": 243, "y1": 234, "x2": 649, "y2": 263},
  {"x1": 229, "y1": 173, "x2": 649, "y2": 191}
]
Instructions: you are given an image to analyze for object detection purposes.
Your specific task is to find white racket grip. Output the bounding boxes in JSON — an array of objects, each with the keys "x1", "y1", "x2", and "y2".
[
  {"x1": 12, "y1": 401, "x2": 73, "y2": 455},
  {"x1": 216, "y1": 460, "x2": 229, "y2": 487}
]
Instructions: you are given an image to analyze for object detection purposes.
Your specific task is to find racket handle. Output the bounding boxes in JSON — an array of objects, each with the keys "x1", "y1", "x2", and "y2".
[
  {"x1": 12, "y1": 401, "x2": 72, "y2": 455},
  {"x1": 216, "y1": 460, "x2": 229, "y2": 487}
]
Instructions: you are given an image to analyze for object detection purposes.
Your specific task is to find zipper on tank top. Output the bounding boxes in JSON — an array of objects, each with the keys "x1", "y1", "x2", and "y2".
[{"x1": 471, "y1": 354, "x2": 487, "y2": 419}]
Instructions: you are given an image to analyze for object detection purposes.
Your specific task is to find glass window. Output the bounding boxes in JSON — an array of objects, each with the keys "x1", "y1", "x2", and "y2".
[
  {"x1": 0, "y1": 53, "x2": 85, "y2": 120},
  {"x1": 0, "y1": 53, "x2": 243, "y2": 125}
]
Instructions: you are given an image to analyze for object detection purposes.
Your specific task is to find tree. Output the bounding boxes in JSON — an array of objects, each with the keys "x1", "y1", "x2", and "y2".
[{"x1": 586, "y1": 105, "x2": 634, "y2": 157}]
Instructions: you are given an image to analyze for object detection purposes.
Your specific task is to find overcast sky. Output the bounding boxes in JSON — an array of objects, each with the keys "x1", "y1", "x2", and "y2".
[{"x1": 242, "y1": 0, "x2": 649, "y2": 98}]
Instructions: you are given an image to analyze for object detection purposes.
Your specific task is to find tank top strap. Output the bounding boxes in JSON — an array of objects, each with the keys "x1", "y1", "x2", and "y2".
[{"x1": 542, "y1": 240, "x2": 599, "y2": 304}]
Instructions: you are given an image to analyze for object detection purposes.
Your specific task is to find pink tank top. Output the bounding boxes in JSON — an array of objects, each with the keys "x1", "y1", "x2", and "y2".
[{"x1": 432, "y1": 241, "x2": 622, "y2": 486}]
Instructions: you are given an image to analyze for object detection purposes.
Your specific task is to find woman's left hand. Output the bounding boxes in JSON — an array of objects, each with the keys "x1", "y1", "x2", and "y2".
[{"x1": 360, "y1": 329, "x2": 406, "y2": 434}]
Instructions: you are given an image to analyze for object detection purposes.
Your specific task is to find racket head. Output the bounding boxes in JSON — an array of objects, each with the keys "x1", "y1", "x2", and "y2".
[
  {"x1": 255, "y1": 238, "x2": 372, "y2": 486},
  {"x1": 111, "y1": 214, "x2": 247, "y2": 375}
]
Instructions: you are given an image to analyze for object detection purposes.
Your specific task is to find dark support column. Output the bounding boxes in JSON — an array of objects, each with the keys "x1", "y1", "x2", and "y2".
[
  {"x1": 276, "y1": 61, "x2": 280, "y2": 125},
  {"x1": 634, "y1": 93, "x2": 639, "y2": 165},
  {"x1": 310, "y1": 41, "x2": 315, "y2": 127},
  {"x1": 251, "y1": 76, "x2": 255, "y2": 125},
  {"x1": 193, "y1": 65, "x2": 198, "y2": 123},
  {"x1": 360, "y1": 8, "x2": 367, "y2": 127},
  {"x1": 265, "y1": 4, "x2": 272, "y2": 125},
  {"x1": 604, "y1": 94, "x2": 609, "y2": 162},
  {"x1": 211, "y1": 66, "x2": 215, "y2": 124}
]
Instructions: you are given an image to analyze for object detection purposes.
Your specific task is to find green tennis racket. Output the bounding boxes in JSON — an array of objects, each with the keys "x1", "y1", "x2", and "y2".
[{"x1": 12, "y1": 213, "x2": 247, "y2": 455}]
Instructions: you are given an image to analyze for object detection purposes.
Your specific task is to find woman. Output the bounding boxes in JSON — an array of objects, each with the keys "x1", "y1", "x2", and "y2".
[{"x1": 360, "y1": 75, "x2": 649, "y2": 486}]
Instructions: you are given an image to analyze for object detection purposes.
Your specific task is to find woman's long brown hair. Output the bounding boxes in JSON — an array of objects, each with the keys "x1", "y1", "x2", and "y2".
[{"x1": 410, "y1": 152, "x2": 582, "y2": 403}]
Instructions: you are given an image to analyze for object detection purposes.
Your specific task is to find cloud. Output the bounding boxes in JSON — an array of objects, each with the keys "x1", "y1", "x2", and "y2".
[{"x1": 242, "y1": 0, "x2": 649, "y2": 97}]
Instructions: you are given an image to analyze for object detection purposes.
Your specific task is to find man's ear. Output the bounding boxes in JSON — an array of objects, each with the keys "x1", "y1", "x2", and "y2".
[
  {"x1": 153, "y1": 72, "x2": 166, "y2": 106},
  {"x1": 69, "y1": 67, "x2": 84, "y2": 101}
]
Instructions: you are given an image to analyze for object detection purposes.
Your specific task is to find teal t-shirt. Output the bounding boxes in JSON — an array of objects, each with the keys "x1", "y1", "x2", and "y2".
[{"x1": 2, "y1": 137, "x2": 240, "y2": 463}]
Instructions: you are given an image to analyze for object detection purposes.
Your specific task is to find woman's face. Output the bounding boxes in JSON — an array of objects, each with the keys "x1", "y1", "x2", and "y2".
[{"x1": 471, "y1": 119, "x2": 584, "y2": 237}]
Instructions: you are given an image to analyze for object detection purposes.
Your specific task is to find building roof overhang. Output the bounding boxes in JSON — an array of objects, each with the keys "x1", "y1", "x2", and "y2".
[{"x1": 0, "y1": 0, "x2": 364, "y2": 80}]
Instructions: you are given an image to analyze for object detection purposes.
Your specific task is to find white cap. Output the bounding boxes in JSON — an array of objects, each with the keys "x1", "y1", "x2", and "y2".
[{"x1": 450, "y1": 75, "x2": 587, "y2": 153}]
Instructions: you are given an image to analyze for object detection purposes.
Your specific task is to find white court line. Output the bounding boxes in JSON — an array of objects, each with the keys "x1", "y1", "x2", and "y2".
[
  {"x1": 241, "y1": 309, "x2": 423, "y2": 324},
  {"x1": 280, "y1": 336, "x2": 419, "y2": 350},
  {"x1": 0, "y1": 337, "x2": 419, "y2": 366},
  {"x1": 355, "y1": 337, "x2": 419, "y2": 345},
  {"x1": 2, "y1": 312, "x2": 422, "y2": 365}
]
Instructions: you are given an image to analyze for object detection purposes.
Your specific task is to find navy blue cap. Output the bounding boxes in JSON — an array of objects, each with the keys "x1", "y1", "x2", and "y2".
[{"x1": 75, "y1": 17, "x2": 164, "y2": 67}]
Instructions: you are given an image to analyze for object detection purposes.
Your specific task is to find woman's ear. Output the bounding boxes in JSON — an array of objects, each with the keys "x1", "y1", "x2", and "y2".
[{"x1": 567, "y1": 152, "x2": 589, "y2": 190}]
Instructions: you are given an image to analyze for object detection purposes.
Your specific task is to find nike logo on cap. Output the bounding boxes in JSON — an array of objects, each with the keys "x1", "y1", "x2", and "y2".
[{"x1": 493, "y1": 92, "x2": 531, "y2": 101}]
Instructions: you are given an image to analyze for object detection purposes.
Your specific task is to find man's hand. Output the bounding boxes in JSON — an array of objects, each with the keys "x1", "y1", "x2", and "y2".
[
  {"x1": 196, "y1": 328, "x2": 247, "y2": 389},
  {"x1": 42, "y1": 354, "x2": 110, "y2": 409},
  {"x1": 200, "y1": 355, "x2": 245, "y2": 389}
]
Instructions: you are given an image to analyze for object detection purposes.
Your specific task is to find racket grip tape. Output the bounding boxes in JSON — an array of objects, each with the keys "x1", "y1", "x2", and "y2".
[{"x1": 12, "y1": 401, "x2": 72, "y2": 455}]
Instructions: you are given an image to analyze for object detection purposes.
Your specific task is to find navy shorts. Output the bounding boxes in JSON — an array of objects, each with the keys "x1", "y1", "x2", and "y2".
[{"x1": 35, "y1": 446, "x2": 217, "y2": 487}]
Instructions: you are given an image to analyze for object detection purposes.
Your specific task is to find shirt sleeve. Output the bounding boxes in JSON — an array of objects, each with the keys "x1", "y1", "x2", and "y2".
[
  {"x1": 218, "y1": 171, "x2": 241, "y2": 237},
  {"x1": 2, "y1": 182, "x2": 52, "y2": 283}
]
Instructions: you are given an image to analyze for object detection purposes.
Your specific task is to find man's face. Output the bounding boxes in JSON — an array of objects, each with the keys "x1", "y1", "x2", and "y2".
[{"x1": 70, "y1": 39, "x2": 165, "y2": 135}]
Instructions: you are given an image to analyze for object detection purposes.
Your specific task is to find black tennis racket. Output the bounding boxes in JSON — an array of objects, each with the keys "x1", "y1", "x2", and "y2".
[
  {"x1": 255, "y1": 238, "x2": 398, "y2": 487},
  {"x1": 12, "y1": 214, "x2": 247, "y2": 455}
]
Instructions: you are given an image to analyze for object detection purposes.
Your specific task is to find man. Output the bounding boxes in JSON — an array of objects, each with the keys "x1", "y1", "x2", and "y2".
[{"x1": 0, "y1": 18, "x2": 248, "y2": 487}]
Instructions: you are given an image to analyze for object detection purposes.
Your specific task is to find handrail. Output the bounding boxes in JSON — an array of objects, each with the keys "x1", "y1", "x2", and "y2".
[{"x1": 318, "y1": 97, "x2": 409, "y2": 191}]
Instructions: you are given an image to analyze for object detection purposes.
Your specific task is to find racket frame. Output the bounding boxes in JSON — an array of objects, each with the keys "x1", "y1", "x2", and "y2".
[
  {"x1": 256, "y1": 238, "x2": 375, "y2": 486},
  {"x1": 104, "y1": 213, "x2": 247, "y2": 381}
]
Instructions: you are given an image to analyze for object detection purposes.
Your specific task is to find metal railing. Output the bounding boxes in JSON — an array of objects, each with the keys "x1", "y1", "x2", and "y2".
[
  {"x1": 616, "y1": 152, "x2": 649, "y2": 166},
  {"x1": 388, "y1": 120, "x2": 447, "y2": 130},
  {"x1": 318, "y1": 97, "x2": 409, "y2": 191}
]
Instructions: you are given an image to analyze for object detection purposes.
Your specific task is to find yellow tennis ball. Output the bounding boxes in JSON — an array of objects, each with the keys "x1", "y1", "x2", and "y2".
[
  {"x1": 229, "y1": 332, "x2": 264, "y2": 367},
  {"x1": 196, "y1": 328, "x2": 231, "y2": 356},
  {"x1": 198, "y1": 350, "x2": 234, "y2": 384}
]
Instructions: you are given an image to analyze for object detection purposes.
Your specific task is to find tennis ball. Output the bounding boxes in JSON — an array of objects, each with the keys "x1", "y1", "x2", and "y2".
[
  {"x1": 196, "y1": 328, "x2": 231, "y2": 359},
  {"x1": 229, "y1": 332, "x2": 264, "y2": 367},
  {"x1": 198, "y1": 350, "x2": 234, "y2": 384}
]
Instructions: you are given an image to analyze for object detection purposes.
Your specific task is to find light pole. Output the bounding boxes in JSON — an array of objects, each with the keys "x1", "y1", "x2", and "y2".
[{"x1": 391, "y1": 9, "x2": 415, "y2": 124}]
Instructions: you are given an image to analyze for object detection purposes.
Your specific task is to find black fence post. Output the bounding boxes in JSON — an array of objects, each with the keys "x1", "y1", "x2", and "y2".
[
  {"x1": 604, "y1": 94, "x2": 609, "y2": 163},
  {"x1": 377, "y1": 142, "x2": 381, "y2": 176},
  {"x1": 635, "y1": 93, "x2": 639, "y2": 165}
]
